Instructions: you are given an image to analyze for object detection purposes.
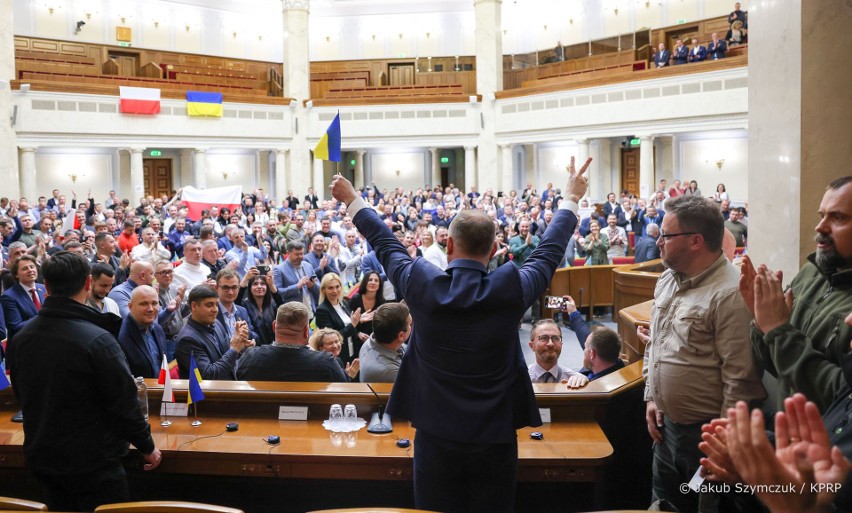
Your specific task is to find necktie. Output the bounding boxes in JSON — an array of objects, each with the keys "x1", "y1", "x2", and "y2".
[
  {"x1": 30, "y1": 288, "x2": 42, "y2": 311},
  {"x1": 541, "y1": 372, "x2": 553, "y2": 383}
]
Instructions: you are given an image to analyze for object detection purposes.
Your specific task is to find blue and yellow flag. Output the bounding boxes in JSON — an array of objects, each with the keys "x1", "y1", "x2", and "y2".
[
  {"x1": 314, "y1": 113, "x2": 341, "y2": 162},
  {"x1": 0, "y1": 361, "x2": 9, "y2": 391},
  {"x1": 186, "y1": 91, "x2": 223, "y2": 117},
  {"x1": 187, "y1": 354, "x2": 205, "y2": 405}
]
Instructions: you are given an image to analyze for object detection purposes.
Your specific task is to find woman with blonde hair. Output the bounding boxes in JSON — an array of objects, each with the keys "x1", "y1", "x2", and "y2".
[
  {"x1": 309, "y1": 328, "x2": 360, "y2": 380},
  {"x1": 314, "y1": 272, "x2": 368, "y2": 364}
]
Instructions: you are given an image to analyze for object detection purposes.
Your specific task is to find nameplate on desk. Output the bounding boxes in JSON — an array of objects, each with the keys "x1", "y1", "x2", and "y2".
[
  {"x1": 538, "y1": 408, "x2": 551, "y2": 423},
  {"x1": 279, "y1": 406, "x2": 309, "y2": 421},
  {"x1": 160, "y1": 403, "x2": 188, "y2": 416}
]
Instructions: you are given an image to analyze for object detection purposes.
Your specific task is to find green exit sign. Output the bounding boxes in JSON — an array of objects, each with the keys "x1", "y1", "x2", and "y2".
[
  {"x1": 440, "y1": 157, "x2": 449, "y2": 164},
  {"x1": 149, "y1": 150, "x2": 162, "y2": 157},
  {"x1": 350, "y1": 159, "x2": 356, "y2": 166},
  {"x1": 677, "y1": 19, "x2": 686, "y2": 24},
  {"x1": 629, "y1": 138, "x2": 640, "y2": 147},
  {"x1": 118, "y1": 42, "x2": 132, "y2": 47}
]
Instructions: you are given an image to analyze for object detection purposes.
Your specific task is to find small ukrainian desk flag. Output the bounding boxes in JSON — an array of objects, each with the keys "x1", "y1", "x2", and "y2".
[
  {"x1": 187, "y1": 354, "x2": 205, "y2": 405},
  {"x1": 186, "y1": 91, "x2": 223, "y2": 117},
  {"x1": 314, "y1": 112, "x2": 341, "y2": 162}
]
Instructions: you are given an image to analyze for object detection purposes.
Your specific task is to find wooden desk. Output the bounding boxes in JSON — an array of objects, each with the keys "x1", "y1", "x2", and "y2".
[
  {"x1": 618, "y1": 300, "x2": 653, "y2": 363},
  {"x1": 0, "y1": 367, "x2": 650, "y2": 511}
]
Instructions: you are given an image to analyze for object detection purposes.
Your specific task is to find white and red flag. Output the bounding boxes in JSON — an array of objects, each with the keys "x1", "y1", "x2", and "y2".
[
  {"x1": 181, "y1": 185, "x2": 241, "y2": 221},
  {"x1": 119, "y1": 86, "x2": 161, "y2": 115},
  {"x1": 157, "y1": 354, "x2": 175, "y2": 403}
]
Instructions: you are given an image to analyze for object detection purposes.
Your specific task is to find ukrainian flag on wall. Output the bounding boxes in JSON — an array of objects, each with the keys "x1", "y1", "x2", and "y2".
[
  {"x1": 186, "y1": 91, "x2": 223, "y2": 117},
  {"x1": 314, "y1": 112, "x2": 341, "y2": 162}
]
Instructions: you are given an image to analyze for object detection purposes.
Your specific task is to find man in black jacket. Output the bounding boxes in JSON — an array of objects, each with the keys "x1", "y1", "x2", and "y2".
[{"x1": 11, "y1": 251, "x2": 161, "y2": 511}]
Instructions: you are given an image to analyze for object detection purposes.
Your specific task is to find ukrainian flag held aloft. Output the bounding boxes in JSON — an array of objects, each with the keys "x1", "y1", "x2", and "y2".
[
  {"x1": 186, "y1": 91, "x2": 223, "y2": 117},
  {"x1": 314, "y1": 112, "x2": 341, "y2": 162}
]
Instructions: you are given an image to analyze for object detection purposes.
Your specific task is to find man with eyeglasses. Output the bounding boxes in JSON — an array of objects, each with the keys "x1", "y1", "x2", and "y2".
[
  {"x1": 154, "y1": 260, "x2": 187, "y2": 361},
  {"x1": 638, "y1": 194, "x2": 765, "y2": 512},
  {"x1": 527, "y1": 319, "x2": 588, "y2": 387}
]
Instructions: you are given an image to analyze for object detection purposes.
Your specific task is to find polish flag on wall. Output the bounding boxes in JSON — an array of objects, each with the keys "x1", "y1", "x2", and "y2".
[
  {"x1": 181, "y1": 185, "x2": 242, "y2": 221},
  {"x1": 119, "y1": 86, "x2": 161, "y2": 115}
]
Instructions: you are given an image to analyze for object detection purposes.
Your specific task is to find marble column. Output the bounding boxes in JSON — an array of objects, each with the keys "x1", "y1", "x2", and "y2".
[
  {"x1": 671, "y1": 135, "x2": 680, "y2": 179},
  {"x1": 275, "y1": 148, "x2": 289, "y2": 202},
  {"x1": 748, "y1": 0, "x2": 851, "y2": 280},
  {"x1": 312, "y1": 156, "x2": 325, "y2": 202},
  {"x1": 474, "y1": 0, "x2": 502, "y2": 193},
  {"x1": 661, "y1": 137, "x2": 673, "y2": 182},
  {"x1": 130, "y1": 147, "x2": 145, "y2": 200},
  {"x1": 531, "y1": 143, "x2": 539, "y2": 188},
  {"x1": 429, "y1": 147, "x2": 441, "y2": 189},
  {"x1": 500, "y1": 144, "x2": 513, "y2": 195},
  {"x1": 110, "y1": 149, "x2": 121, "y2": 194},
  {"x1": 0, "y1": 0, "x2": 18, "y2": 199},
  {"x1": 354, "y1": 150, "x2": 366, "y2": 189},
  {"x1": 638, "y1": 135, "x2": 654, "y2": 199},
  {"x1": 18, "y1": 147, "x2": 37, "y2": 201},
  {"x1": 464, "y1": 146, "x2": 476, "y2": 192},
  {"x1": 179, "y1": 149, "x2": 193, "y2": 189},
  {"x1": 283, "y1": 0, "x2": 312, "y2": 199},
  {"x1": 193, "y1": 148, "x2": 208, "y2": 189},
  {"x1": 576, "y1": 139, "x2": 591, "y2": 200}
]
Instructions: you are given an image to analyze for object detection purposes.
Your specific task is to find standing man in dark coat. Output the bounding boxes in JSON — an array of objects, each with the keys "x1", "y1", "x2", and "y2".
[
  {"x1": 11, "y1": 252, "x2": 161, "y2": 511},
  {"x1": 330, "y1": 157, "x2": 591, "y2": 513}
]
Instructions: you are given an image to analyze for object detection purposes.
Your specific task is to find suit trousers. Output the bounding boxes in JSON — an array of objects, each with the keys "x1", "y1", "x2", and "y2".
[
  {"x1": 414, "y1": 430, "x2": 518, "y2": 513},
  {"x1": 34, "y1": 461, "x2": 128, "y2": 512}
]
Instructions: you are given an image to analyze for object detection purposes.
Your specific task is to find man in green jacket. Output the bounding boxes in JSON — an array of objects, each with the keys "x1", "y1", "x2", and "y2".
[{"x1": 744, "y1": 176, "x2": 852, "y2": 412}]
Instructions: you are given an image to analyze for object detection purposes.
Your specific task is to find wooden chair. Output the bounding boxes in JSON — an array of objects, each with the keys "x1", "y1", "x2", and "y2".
[
  {"x1": 0, "y1": 496, "x2": 48, "y2": 511},
  {"x1": 94, "y1": 501, "x2": 244, "y2": 513}
]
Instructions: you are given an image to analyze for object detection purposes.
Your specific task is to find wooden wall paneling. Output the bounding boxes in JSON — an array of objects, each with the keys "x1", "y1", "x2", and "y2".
[{"x1": 31, "y1": 39, "x2": 59, "y2": 53}]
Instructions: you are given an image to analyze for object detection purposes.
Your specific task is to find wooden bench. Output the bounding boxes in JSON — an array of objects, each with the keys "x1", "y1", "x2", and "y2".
[
  {"x1": 15, "y1": 49, "x2": 96, "y2": 66},
  {"x1": 324, "y1": 84, "x2": 463, "y2": 100}
]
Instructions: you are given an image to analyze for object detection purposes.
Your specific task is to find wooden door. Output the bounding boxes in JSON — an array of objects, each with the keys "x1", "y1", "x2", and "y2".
[
  {"x1": 621, "y1": 148, "x2": 640, "y2": 197},
  {"x1": 143, "y1": 159, "x2": 173, "y2": 199},
  {"x1": 108, "y1": 51, "x2": 139, "y2": 77},
  {"x1": 388, "y1": 64, "x2": 415, "y2": 86}
]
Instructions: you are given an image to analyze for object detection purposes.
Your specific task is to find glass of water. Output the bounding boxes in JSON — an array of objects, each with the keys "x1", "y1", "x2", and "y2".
[
  {"x1": 344, "y1": 404, "x2": 358, "y2": 426},
  {"x1": 329, "y1": 404, "x2": 343, "y2": 428}
]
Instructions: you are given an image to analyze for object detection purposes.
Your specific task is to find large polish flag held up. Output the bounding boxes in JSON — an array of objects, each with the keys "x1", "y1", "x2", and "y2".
[
  {"x1": 181, "y1": 185, "x2": 242, "y2": 221},
  {"x1": 119, "y1": 86, "x2": 161, "y2": 115}
]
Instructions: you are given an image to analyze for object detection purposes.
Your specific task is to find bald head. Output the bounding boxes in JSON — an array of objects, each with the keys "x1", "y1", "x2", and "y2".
[
  {"x1": 448, "y1": 209, "x2": 496, "y2": 260},
  {"x1": 128, "y1": 261, "x2": 155, "y2": 285},
  {"x1": 722, "y1": 227, "x2": 737, "y2": 262},
  {"x1": 129, "y1": 285, "x2": 160, "y2": 326}
]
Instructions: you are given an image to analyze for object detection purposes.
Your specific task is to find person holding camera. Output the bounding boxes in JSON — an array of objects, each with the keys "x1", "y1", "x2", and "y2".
[
  {"x1": 224, "y1": 227, "x2": 267, "y2": 279},
  {"x1": 272, "y1": 240, "x2": 320, "y2": 317},
  {"x1": 239, "y1": 266, "x2": 283, "y2": 346}
]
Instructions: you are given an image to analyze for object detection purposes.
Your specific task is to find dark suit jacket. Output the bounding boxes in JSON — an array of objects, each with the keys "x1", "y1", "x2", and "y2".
[
  {"x1": 216, "y1": 303, "x2": 259, "y2": 342},
  {"x1": 708, "y1": 40, "x2": 727, "y2": 59},
  {"x1": 118, "y1": 317, "x2": 167, "y2": 379},
  {"x1": 653, "y1": 50, "x2": 671, "y2": 67},
  {"x1": 175, "y1": 318, "x2": 240, "y2": 380},
  {"x1": 353, "y1": 200, "x2": 578, "y2": 444},
  {"x1": 602, "y1": 202, "x2": 622, "y2": 219},
  {"x1": 305, "y1": 194, "x2": 319, "y2": 210},
  {"x1": 1, "y1": 283, "x2": 46, "y2": 341},
  {"x1": 314, "y1": 299, "x2": 361, "y2": 364},
  {"x1": 633, "y1": 235, "x2": 661, "y2": 263},
  {"x1": 272, "y1": 260, "x2": 319, "y2": 311},
  {"x1": 672, "y1": 45, "x2": 689, "y2": 64},
  {"x1": 304, "y1": 251, "x2": 341, "y2": 282},
  {"x1": 689, "y1": 45, "x2": 707, "y2": 62},
  {"x1": 235, "y1": 344, "x2": 346, "y2": 382}
]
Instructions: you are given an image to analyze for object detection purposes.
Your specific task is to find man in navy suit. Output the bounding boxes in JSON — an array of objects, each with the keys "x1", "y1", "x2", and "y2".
[
  {"x1": 175, "y1": 285, "x2": 253, "y2": 380},
  {"x1": 672, "y1": 39, "x2": 689, "y2": 65},
  {"x1": 117, "y1": 286, "x2": 167, "y2": 379},
  {"x1": 214, "y1": 269, "x2": 258, "y2": 341},
  {"x1": 330, "y1": 157, "x2": 591, "y2": 513},
  {"x1": 1, "y1": 255, "x2": 46, "y2": 343},
  {"x1": 272, "y1": 240, "x2": 319, "y2": 316},
  {"x1": 708, "y1": 32, "x2": 727, "y2": 59},
  {"x1": 653, "y1": 43, "x2": 671, "y2": 68},
  {"x1": 688, "y1": 38, "x2": 707, "y2": 62}
]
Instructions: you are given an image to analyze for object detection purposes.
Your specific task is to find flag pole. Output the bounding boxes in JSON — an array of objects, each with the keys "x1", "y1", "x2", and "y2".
[{"x1": 191, "y1": 402, "x2": 202, "y2": 427}]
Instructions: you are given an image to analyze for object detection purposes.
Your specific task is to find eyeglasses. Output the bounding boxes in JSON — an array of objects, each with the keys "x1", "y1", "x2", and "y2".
[
  {"x1": 219, "y1": 285, "x2": 240, "y2": 292},
  {"x1": 535, "y1": 335, "x2": 563, "y2": 343},
  {"x1": 659, "y1": 231, "x2": 698, "y2": 239},
  {"x1": 155, "y1": 270, "x2": 173, "y2": 276}
]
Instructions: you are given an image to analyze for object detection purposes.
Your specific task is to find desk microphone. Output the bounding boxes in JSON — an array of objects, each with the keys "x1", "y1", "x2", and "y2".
[{"x1": 366, "y1": 383, "x2": 392, "y2": 434}]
